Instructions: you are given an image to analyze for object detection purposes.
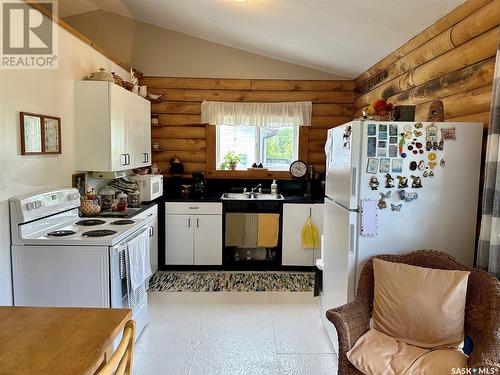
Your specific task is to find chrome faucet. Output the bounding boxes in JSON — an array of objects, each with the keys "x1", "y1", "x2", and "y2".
[{"x1": 250, "y1": 184, "x2": 262, "y2": 194}]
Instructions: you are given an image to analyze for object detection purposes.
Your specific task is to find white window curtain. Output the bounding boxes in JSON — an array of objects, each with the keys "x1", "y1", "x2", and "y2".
[{"x1": 201, "y1": 101, "x2": 312, "y2": 127}]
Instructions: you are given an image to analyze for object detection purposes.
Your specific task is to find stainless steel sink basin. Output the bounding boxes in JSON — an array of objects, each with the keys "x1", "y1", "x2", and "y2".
[{"x1": 221, "y1": 193, "x2": 284, "y2": 200}]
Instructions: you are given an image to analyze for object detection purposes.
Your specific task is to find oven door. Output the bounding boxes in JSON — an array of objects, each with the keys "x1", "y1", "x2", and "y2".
[{"x1": 109, "y1": 227, "x2": 151, "y2": 339}]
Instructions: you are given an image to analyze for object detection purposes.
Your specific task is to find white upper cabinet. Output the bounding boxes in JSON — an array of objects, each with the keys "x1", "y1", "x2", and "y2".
[{"x1": 75, "y1": 81, "x2": 151, "y2": 172}]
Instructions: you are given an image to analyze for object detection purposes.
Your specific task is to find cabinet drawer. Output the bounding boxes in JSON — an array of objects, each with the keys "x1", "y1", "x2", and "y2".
[{"x1": 165, "y1": 202, "x2": 222, "y2": 215}]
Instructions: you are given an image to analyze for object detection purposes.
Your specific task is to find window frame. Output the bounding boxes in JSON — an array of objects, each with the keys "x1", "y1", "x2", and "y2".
[
  {"x1": 215, "y1": 125, "x2": 300, "y2": 171},
  {"x1": 206, "y1": 124, "x2": 309, "y2": 179}
]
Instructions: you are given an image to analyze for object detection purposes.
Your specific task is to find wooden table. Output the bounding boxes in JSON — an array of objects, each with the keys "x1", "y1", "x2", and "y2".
[{"x1": 0, "y1": 306, "x2": 131, "y2": 375}]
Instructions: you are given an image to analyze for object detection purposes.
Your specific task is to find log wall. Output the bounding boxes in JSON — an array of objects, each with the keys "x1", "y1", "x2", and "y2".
[
  {"x1": 140, "y1": 77, "x2": 356, "y2": 176},
  {"x1": 354, "y1": 0, "x2": 499, "y2": 129}
]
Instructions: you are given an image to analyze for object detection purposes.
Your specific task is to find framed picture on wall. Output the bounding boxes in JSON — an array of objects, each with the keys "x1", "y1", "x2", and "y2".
[{"x1": 20, "y1": 112, "x2": 61, "y2": 155}]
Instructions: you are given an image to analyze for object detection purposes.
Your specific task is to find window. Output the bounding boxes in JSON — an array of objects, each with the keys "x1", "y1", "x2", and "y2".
[{"x1": 216, "y1": 125, "x2": 299, "y2": 171}]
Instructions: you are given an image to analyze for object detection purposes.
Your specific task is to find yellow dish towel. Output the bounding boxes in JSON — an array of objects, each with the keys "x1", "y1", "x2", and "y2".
[
  {"x1": 302, "y1": 215, "x2": 320, "y2": 249},
  {"x1": 257, "y1": 213, "x2": 280, "y2": 248}
]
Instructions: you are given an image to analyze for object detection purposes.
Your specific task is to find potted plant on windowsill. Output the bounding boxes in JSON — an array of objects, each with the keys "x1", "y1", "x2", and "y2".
[{"x1": 220, "y1": 151, "x2": 243, "y2": 171}]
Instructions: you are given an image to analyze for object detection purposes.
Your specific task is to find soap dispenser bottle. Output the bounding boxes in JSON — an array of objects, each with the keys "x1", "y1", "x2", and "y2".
[{"x1": 271, "y1": 180, "x2": 278, "y2": 195}]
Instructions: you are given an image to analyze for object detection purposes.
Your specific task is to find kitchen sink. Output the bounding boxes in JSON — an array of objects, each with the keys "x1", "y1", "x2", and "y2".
[{"x1": 221, "y1": 193, "x2": 284, "y2": 200}]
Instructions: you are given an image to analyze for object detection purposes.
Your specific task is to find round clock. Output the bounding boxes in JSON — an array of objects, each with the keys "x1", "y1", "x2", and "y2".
[{"x1": 289, "y1": 160, "x2": 308, "y2": 178}]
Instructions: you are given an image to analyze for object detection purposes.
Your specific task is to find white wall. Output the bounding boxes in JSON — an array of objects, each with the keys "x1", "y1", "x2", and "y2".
[
  {"x1": 63, "y1": 10, "x2": 344, "y2": 80},
  {"x1": 0, "y1": 21, "x2": 128, "y2": 305}
]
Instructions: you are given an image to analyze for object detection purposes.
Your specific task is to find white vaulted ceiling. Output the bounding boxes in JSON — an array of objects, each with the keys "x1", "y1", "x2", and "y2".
[{"x1": 58, "y1": 0, "x2": 464, "y2": 78}]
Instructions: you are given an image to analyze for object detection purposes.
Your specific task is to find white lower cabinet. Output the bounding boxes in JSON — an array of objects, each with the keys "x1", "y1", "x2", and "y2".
[
  {"x1": 194, "y1": 215, "x2": 223, "y2": 265},
  {"x1": 165, "y1": 203, "x2": 222, "y2": 266},
  {"x1": 282, "y1": 203, "x2": 324, "y2": 266}
]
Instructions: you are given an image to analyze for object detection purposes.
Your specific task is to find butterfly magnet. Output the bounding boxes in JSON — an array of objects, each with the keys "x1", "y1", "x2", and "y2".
[{"x1": 391, "y1": 203, "x2": 402, "y2": 212}]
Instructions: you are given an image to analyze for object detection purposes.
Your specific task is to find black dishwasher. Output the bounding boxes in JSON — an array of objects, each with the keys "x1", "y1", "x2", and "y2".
[{"x1": 223, "y1": 200, "x2": 283, "y2": 270}]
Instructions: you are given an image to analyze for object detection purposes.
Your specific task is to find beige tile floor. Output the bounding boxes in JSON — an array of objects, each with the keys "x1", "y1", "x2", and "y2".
[{"x1": 134, "y1": 292, "x2": 338, "y2": 375}]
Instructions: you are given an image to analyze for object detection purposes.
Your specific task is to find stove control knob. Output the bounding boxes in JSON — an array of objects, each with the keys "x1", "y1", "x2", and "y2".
[
  {"x1": 26, "y1": 202, "x2": 34, "y2": 211},
  {"x1": 34, "y1": 201, "x2": 42, "y2": 208}
]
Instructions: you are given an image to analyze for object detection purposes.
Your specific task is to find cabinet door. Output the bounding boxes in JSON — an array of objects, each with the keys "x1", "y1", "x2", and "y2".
[
  {"x1": 110, "y1": 84, "x2": 129, "y2": 171},
  {"x1": 165, "y1": 215, "x2": 193, "y2": 265},
  {"x1": 194, "y1": 215, "x2": 222, "y2": 265},
  {"x1": 142, "y1": 99, "x2": 151, "y2": 167},
  {"x1": 313, "y1": 204, "x2": 324, "y2": 263},
  {"x1": 149, "y1": 218, "x2": 158, "y2": 273},
  {"x1": 282, "y1": 204, "x2": 317, "y2": 266}
]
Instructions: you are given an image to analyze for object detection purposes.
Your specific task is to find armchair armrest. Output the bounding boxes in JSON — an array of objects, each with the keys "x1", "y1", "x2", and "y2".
[{"x1": 326, "y1": 299, "x2": 371, "y2": 353}]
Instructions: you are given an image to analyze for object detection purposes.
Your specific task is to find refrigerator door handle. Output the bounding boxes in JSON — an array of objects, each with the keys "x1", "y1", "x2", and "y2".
[
  {"x1": 351, "y1": 166, "x2": 357, "y2": 196},
  {"x1": 349, "y1": 224, "x2": 355, "y2": 254}
]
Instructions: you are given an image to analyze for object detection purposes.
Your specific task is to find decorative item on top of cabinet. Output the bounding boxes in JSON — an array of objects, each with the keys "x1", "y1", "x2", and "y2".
[
  {"x1": 20, "y1": 112, "x2": 61, "y2": 155},
  {"x1": 87, "y1": 68, "x2": 114, "y2": 82}
]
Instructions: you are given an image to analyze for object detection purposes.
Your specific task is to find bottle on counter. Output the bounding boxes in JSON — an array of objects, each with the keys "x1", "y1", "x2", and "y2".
[{"x1": 271, "y1": 180, "x2": 278, "y2": 195}]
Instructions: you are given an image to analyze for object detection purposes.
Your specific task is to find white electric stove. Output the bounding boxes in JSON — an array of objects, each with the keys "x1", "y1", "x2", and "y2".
[{"x1": 10, "y1": 188, "x2": 156, "y2": 338}]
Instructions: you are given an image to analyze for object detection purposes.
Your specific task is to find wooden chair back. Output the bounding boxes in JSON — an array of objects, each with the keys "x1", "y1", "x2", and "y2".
[{"x1": 97, "y1": 320, "x2": 135, "y2": 375}]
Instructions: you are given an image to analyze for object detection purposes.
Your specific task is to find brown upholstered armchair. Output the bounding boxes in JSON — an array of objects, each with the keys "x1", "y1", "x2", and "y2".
[{"x1": 326, "y1": 250, "x2": 500, "y2": 375}]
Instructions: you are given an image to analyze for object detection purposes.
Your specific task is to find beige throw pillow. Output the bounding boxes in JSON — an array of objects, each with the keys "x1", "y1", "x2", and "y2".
[{"x1": 372, "y1": 258, "x2": 470, "y2": 349}]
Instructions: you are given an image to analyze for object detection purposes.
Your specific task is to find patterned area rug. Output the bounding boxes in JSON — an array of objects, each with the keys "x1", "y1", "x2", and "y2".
[{"x1": 149, "y1": 271, "x2": 315, "y2": 292}]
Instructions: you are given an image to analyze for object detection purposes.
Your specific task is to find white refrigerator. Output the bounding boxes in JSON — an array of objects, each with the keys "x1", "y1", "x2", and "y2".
[{"x1": 319, "y1": 120, "x2": 482, "y2": 349}]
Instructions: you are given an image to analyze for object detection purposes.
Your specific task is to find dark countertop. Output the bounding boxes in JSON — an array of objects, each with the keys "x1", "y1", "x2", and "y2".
[
  {"x1": 163, "y1": 195, "x2": 324, "y2": 204},
  {"x1": 94, "y1": 201, "x2": 157, "y2": 218}
]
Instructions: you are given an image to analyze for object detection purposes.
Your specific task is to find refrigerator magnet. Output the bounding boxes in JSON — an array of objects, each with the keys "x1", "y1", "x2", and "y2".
[
  {"x1": 385, "y1": 173, "x2": 395, "y2": 188},
  {"x1": 390, "y1": 203, "x2": 403, "y2": 212},
  {"x1": 391, "y1": 159, "x2": 403, "y2": 173},
  {"x1": 360, "y1": 199, "x2": 378, "y2": 237},
  {"x1": 379, "y1": 124, "x2": 387, "y2": 132},
  {"x1": 389, "y1": 145, "x2": 398, "y2": 157},
  {"x1": 389, "y1": 124, "x2": 398, "y2": 136},
  {"x1": 367, "y1": 124, "x2": 376, "y2": 136},
  {"x1": 369, "y1": 177, "x2": 379, "y2": 190},
  {"x1": 379, "y1": 158, "x2": 390, "y2": 173},
  {"x1": 377, "y1": 148, "x2": 387, "y2": 157},
  {"x1": 397, "y1": 175, "x2": 409, "y2": 188},
  {"x1": 366, "y1": 158, "x2": 379, "y2": 174},
  {"x1": 379, "y1": 132, "x2": 387, "y2": 141},
  {"x1": 389, "y1": 136, "x2": 398, "y2": 144},
  {"x1": 378, "y1": 140, "x2": 387, "y2": 148},
  {"x1": 367, "y1": 137, "x2": 376, "y2": 157},
  {"x1": 410, "y1": 175, "x2": 423, "y2": 188},
  {"x1": 441, "y1": 127, "x2": 456, "y2": 140},
  {"x1": 378, "y1": 192, "x2": 390, "y2": 209}
]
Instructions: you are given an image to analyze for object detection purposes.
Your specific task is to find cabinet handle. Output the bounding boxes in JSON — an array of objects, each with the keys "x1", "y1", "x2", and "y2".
[
  {"x1": 188, "y1": 218, "x2": 191, "y2": 227},
  {"x1": 127, "y1": 154, "x2": 131, "y2": 165},
  {"x1": 196, "y1": 218, "x2": 199, "y2": 228},
  {"x1": 189, "y1": 206, "x2": 199, "y2": 210},
  {"x1": 149, "y1": 226, "x2": 154, "y2": 237},
  {"x1": 121, "y1": 154, "x2": 127, "y2": 166}
]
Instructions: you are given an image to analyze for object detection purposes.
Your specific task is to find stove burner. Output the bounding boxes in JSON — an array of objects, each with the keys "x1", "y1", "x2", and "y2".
[
  {"x1": 110, "y1": 219, "x2": 135, "y2": 225},
  {"x1": 82, "y1": 229, "x2": 117, "y2": 237},
  {"x1": 47, "y1": 230, "x2": 77, "y2": 237},
  {"x1": 75, "y1": 219, "x2": 106, "y2": 226}
]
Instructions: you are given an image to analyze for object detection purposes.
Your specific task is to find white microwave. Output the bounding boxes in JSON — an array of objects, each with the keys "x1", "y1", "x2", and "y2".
[{"x1": 129, "y1": 174, "x2": 163, "y2": 202}]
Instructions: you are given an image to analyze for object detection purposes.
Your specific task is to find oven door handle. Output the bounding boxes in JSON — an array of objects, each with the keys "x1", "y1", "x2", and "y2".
[{"x1": 111, "y1": 227, "x2": 150, "y2": 254}]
